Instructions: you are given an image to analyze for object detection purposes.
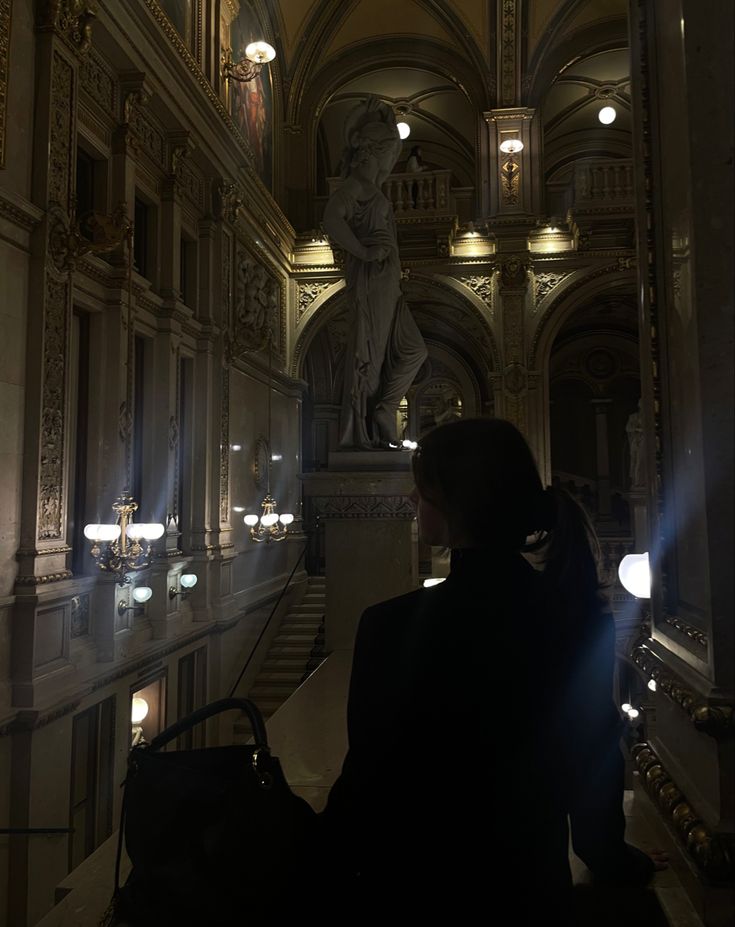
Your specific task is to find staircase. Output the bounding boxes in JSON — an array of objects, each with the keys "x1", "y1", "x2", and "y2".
[{"x1": 233, "y1": 577, "x2": 326, "y2": 742}]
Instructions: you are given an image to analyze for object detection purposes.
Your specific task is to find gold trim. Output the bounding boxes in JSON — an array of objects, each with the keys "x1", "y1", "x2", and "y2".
[
  {"x1": 663, "y1": 613, "x2": 708, "y2": 648},
  {"x1": 0, "y1": 0, "x2": 10, "y2": 169},
  {"x1": 630, "y1": 631, "x2": 733, "y2": 739},
  {"x1": 632, "y1": 743, "x2": 734, "y2": 882}
]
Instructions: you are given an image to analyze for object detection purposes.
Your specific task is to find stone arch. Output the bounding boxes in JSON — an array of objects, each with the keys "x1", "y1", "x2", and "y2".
[{"x1": 529, "y1": 264, "x2": 636, "y2": 370}]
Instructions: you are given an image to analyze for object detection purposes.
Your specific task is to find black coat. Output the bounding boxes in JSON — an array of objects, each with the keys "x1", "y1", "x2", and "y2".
[{"x1": 321, "y1": 547, "x2": 652, "y2": 920}]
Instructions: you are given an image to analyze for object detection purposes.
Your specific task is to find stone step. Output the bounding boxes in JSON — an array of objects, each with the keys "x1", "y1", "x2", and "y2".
[
  {"x1": 279, "y1": 620, "x2": 322, "y2": 633},
  {"x1": 261, "y1": 656, "x2": 311, "y2": 670},
  {"x1": 250, "y1": 681, "x2": 301, "y2": 696},
  {"x1": 255, "y1": 670, "x2": 306, "y2": 684},
  {"x1": 273, "y1": 632, "x2": 319, "y2": 644},
  {"x1": 287, "y1": 605, "x2": 325, "y2": 615}
]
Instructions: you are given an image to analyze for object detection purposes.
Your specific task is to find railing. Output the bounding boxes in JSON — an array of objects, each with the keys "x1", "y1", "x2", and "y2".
[
  {"x1": 326, "y1": 169, "x2": 454, "y2": 218},
  {"x1": 573, "y1": 158, "x2": 634, "y2": 205}
]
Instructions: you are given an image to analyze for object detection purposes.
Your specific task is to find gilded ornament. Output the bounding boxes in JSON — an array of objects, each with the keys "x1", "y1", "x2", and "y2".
[{"x1": 219, "y1": 367, "x2": 230, "y2": 524}]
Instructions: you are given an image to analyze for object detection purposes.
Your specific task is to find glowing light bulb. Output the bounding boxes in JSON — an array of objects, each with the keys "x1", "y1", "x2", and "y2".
[
  {"x1": 621, "y1": 703, "x2": 632, "y2": 713},
  {"x1": 618, "y1": 552, "x2": 651, "y2": 598},
  {"x1": 244, "y1": 515, "x2": 259, "y2": 527},
  {"x1": 180, "y1": 573, "x2": 198, "y2": 589},
  {"x1": 261, "y1": 513, "x2": 279, "y2": 527},
  {"x1": 627, "y1": 708, "x2": 640, "y2": 720},
  {"x1": 132, "y1": 586, "x2": 153, "y2": 604},
  {"x1": 84, "y1": 523, "x2": 121, "y2": 542},
  {"x1": 245, "y1": 41, "x2": 275, "y2": 64},
  {"x1": 648, "y1": 679, "x2": 657, "y2": 692},
  {"x1": 423, "y1": 578, "x2": 446, "y2": 588},
  {"x1": 499, "y1": 138, "x2": 523, "y2": 154},
  {"x1": 598, "y1": 106, "x2": 617, "y2": 125},
  {"x1": 397, "y1": 122, "x2": 410, "y2": 140},
  {"x1": 279, "y1": 514, "x2": 294, "y2": 526},
  {"x1": 131, "y1": 696, "x2": 149, "y2": 724}
]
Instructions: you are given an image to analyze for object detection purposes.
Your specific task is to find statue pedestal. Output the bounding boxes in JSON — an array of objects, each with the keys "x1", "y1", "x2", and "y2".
[{"x1": 301, "y1": 455, "x2": 417, "y2": 652}]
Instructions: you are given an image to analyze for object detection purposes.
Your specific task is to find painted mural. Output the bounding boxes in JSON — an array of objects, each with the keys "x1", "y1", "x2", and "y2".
[
  {"x1": 159, "y1": 0, "x2": 194, "y2": 48},
  {"x1": 226, "y1": 0, "x2": 273, "y2": 190}
]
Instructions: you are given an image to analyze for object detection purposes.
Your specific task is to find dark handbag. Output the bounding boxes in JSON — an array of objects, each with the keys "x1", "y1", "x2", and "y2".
[{"x1": 105, "y1": 698, "x2": 316, "y2": 926}]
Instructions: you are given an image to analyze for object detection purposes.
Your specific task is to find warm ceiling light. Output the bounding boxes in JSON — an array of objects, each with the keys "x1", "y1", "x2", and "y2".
[
  {"x1": 499, "y1": 138, "x2": 523, "y2": 154},
  {"x1": 618, "y1": 552, "x2": 651, "y2": 599},
  {"x1": 397, "y1": 122, "x2": 410, "y2": 140},
  {"x1": 245, "y1": 41, "x2": 276, "y2": 64},
  {"x1": 598, "y1": 105, "x2": 617, "y2": 125}
]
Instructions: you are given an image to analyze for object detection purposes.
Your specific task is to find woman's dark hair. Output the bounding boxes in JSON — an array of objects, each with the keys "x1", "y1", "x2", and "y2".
[{"x1": 413, "y1": 417, "x2": 602, "y2": 616}]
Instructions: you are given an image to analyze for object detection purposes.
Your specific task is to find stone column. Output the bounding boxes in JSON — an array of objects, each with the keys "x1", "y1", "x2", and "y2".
[
  {"x1": 495, "y1": 256, "x2": 533, "y2": 444},
  {"x1": 302, "y1": 456, "x2": 417, "y2": 652}
]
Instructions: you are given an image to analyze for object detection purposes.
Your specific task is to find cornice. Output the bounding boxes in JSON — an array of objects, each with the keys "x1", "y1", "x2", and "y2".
[
  {"x1": 629, "y1": 630, "x2": 732, "y2": 739},
  {"x1": 632, "y1": 742, "x2": 734, "y2": 882},
  {"x1": 0, "y1": 188, "x2": 45, "y2": 233}
]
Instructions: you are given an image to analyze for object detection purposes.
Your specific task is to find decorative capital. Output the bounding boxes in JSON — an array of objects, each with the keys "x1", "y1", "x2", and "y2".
[{"x1": 40, "y1": 0, "x2": 97, "y2": 56}]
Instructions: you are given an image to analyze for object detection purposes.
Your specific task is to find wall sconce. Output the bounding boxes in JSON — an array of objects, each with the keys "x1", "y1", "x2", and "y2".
[
  {"x1": 131, "y1": 695, "x2": 149, "y2": 746},
  {"x1": 618, "y1": 552, "x2": 651, "y2": 599},
  {"x1": 84, "y1": 491, "x2": 164, "y2": 584},
  {"x1": 118, "y1": 585, "x2": 153, "y2": 617},
  {"x1": 244, "y1": 499, "x2": 293, "y2": 543},
  {"x1": 169, "y1": 573, "x2": 198, "y2": 600},
  {"x1": 499, "y1": 138, "x2": 524, "y2": 154},
  {"x1": 222, "y1": 41, "x2": 276, "y2": 83}
]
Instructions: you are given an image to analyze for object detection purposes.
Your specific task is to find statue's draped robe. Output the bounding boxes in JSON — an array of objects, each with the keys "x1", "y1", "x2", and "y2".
[{"x1": 333, "y1": 184, "x2": 427, "y2": 448}]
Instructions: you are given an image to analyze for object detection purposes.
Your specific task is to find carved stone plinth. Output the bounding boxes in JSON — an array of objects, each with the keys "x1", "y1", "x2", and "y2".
[{"x1": 302, "y1": 459, "x2": 417, "y2": 651}]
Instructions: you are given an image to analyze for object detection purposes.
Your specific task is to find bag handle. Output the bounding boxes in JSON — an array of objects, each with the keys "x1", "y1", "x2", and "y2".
[{"x1": 147, "y1": 698, "x2": 269, "y2": 752}]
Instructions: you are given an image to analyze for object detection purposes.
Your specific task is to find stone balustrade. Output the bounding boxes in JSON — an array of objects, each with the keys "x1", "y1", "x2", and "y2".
[
  {"x1": 573, "y1": 158, "x2": 634, "y2": 205},
  {"x1": 327, "y1": 169, "x2": 454, "y2": 217}
]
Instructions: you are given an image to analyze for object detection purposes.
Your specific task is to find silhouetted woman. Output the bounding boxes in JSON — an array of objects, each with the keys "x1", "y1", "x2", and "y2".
[{"x1": 323, "y1": 417, "x2": 657, "y2": 922}]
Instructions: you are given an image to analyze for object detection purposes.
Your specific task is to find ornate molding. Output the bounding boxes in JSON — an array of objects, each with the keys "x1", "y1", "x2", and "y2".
[
  {"x1": 230, "y1": 248, "x2": 280, "y2": 356},
  {"x1": 40, "y1": 0, "x2": 97, "y2": 57},
  {"x1": 219, "y1": 367, "x2": 230, "y2": 525},
  {"x1": 499, "y1": 0, "x2": 518, "y2": 106},
  {"x1": 500, "y1": 154, "x2": 520, "y2": 206},
  {"x1": 630, "y1": 631, "x2": 732, "y2": 738},
  {"x1": 532, "y1": 271, "x2": 571, "y2": 312},
  {"x1": 297, "y1": 281, "x2": 332, "y2": 323},
  {"x1": 662, "y1": 614, "x2": 708, "y2": 649},
  {"x1": 79, "y1": 46, "x2": 115, "y2": 115},
  {"x1": 38, "y1": 275, "x2": 70, "y2": 540},
  {"x1": 457, "y1": 274, "x2": 494, "y2": 317},
  {"x1": 499, "y1": 255, "x2": 528, "y2": 288},
  {"x1": 49, "y1": 49, "x2": 74, "y2": 207},
  {"x1": 0, "y1": 0, "x2": 10, "y2": 170},
  {"x1": 632, "y1": 742, "x2": 734, "y2": 882},
  {"x1": 15, "y1": 569, "x2": 73, "y2": 585},
  {"x1": 311, "y1": 495, "x2": 416, "y2": 520}
]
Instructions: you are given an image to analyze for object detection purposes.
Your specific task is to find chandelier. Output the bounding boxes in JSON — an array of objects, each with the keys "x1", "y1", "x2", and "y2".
[
  {"x1": 243, "y1": 334, "x2": 293, "y2": 543},
  {"x1": 84, "y1": 491, "x2": 164, "y2": 583}
]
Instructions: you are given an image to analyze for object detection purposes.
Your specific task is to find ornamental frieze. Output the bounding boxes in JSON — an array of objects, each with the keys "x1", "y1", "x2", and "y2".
[{"x1": 311, "y1": 495, "x2": 416, "y2": 520}]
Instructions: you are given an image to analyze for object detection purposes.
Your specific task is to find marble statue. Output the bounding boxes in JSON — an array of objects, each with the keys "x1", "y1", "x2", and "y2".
[
  {"x1": 626, "y1": 399, "x2": 645, "y2": 488},
  {"x1": 322, "y1": 97, "x2": 428, "y2": 449}
]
